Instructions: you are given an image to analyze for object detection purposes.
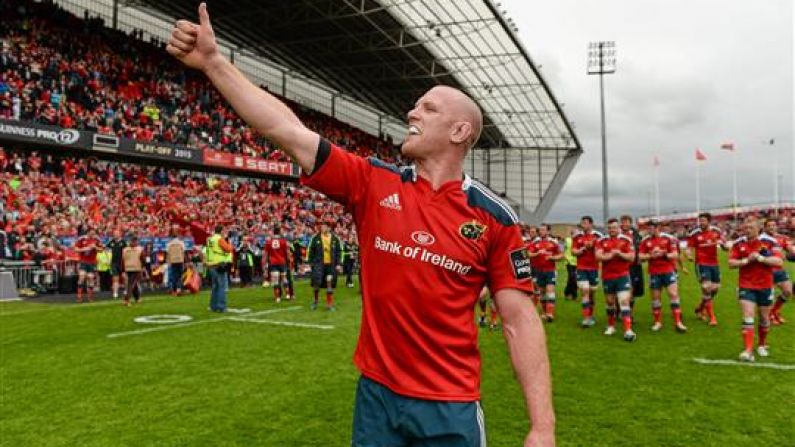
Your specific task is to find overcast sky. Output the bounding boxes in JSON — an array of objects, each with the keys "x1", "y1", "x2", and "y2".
[{"x1": 501, "y1": 0, "x2": 793, "y2": 222}]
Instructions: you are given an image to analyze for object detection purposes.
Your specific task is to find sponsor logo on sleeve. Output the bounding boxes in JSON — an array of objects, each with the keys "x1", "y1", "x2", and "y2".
[{"x1": 509, "y1": 248, "x2": 532, "y2": 280}]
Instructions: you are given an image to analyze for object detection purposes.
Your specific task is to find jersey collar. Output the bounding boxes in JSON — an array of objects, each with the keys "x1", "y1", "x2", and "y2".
[
  {"x1": 400, "y1": 165, "x2": 418, "y2": 183},
  {"x1": 409, "y1": 168, "x2": 473, "y2": 195},
  {"x1": 403, "y1": 166, "x2": 473, "y2": 191}
]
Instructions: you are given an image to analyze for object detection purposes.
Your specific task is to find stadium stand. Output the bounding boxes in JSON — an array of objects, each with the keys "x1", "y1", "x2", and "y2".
[
  {"x1": 0, "y1": 147, "x2": 353, "y2": 267},
  {"x1": 0, "y1": 0, "x2": 401, "y2": 163}
]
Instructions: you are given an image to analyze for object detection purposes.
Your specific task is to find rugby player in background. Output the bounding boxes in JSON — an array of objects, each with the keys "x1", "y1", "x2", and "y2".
[
  {"x1": 572, "y1": 216, "x2": 603, "y2": 328},
  {"x1": 764, "y1": 218, "x2": 792, "y2": 325},
  {"x1": 263, "y1": 227, "x2": 291, "y2": 303},
  {"x1": 74, "y1": 228, "x2": 102, "y2": 303},
  {"x1": 477, "y1": 286, "x2": 500, "y2": 331},
  {"x1": 638, "y1": 220, "x2": 687, "y2": 332},
  {"x1": 687, "y1": 213, "x2": 727, "y2": 326},
  {"x1": 729, "y1": 216, "x2": 783, "y2": 362},
  {"x1": 596, "y1": 219, "x2": 637, "y2": 341},
  {"x1": 531, "y1": 224, "x2": 563, "y2": 322}
]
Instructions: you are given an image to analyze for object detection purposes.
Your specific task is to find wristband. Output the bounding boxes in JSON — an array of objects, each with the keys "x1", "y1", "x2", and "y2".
[{"x1": 756, "y1": 254, "x2": 765, "y2": 263}]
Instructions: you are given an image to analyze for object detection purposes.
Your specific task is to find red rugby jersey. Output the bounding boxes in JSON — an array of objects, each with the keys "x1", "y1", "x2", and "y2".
[
  {"x1": 639, "y1": 234, "x2": 678, "y2": 275},
  {"x1": 301, "y1": 140, "x2": 533, "y2": 401},
  {"x1": 531, "y1": 237, "x2": 561, "y2": 273},
  {"x1": 526, "y1": 238, "x2": 541, "y2": 270},
  {"x1": 572, "y1": 230, "x2": 602, "y2": 271},
  {"x1": 767, "y1": 233, "x2": 790, "y2": 272},
  {"x1": 730, "y1": 235, "x2": 782, "y2": 289},
  {"x1": 688, "y1": 227, "x2": 724, "y2": 266},
  {"x1": 264, "y1": 237, "x2": 290, "y2": 266},
  {"x1": 74, "y1": 236, "x2": 100, "y2": 264},
  {"x1": 597, "y1": 235, "x2": 634, "y2": 280}
]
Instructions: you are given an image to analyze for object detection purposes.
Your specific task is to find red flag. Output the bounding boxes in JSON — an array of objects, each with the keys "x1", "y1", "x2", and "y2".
[
  {"x1": 653, "y1": 155, "x2": 660, "y2": 167},
  {"x1": 720, "y1": 142, "x2": 735, "y2": 151},
  {"x1": 695, "y1": 148, "x2": 707, "y2": 161}
]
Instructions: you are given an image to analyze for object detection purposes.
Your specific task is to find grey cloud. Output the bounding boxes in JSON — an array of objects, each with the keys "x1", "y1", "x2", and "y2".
[
  {"x1": 502, "y1": 0, "x2": 793, "y2": 222},
  {"x1": 613, "y1": 68, "x2": 718, "y2": 132}
]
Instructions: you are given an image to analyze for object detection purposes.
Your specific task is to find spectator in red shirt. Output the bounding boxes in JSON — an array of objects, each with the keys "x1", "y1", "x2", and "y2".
[{"x1": 27, "y1": 151, "x2": 41, "y2": 180}]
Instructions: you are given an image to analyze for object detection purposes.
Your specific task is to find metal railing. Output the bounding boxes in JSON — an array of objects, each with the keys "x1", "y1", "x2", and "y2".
[{"x1": 0, "y1": 260, "x2": 75, "y2": 292}]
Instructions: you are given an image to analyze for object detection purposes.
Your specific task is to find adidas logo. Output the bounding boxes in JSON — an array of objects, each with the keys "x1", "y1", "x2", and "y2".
[{"x1": 379, "y1": 193, "x2": 402, "y2": 211}]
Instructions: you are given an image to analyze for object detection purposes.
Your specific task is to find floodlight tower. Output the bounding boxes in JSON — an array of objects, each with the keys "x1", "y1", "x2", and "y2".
[{"x1": 587, "y1": 41, "x2": 616, "y2": 225}]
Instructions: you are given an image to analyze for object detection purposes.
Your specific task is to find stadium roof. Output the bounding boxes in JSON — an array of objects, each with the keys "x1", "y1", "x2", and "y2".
[{"x1": 133, "y1": 0, "x2": 581, "y2": 154}]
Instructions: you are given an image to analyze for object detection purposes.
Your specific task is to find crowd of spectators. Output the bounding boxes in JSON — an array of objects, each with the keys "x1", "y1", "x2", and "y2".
[
  {"x1": 0, "y1": 0, "x2": 402, "y2": 163},
  {"x1": 0, "y1": 147, "x2": 355, "y2": 268}
]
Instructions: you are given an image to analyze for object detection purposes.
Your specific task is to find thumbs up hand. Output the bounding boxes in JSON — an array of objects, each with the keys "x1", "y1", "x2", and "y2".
[{"x1": 167, "y1": 3, "x2": 222, "y2": 72}]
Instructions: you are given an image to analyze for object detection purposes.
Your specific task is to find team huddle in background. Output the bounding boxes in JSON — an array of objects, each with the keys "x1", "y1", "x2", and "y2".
[{"x1": 480, "y1": 213, "x2": 792, "y2": 362}]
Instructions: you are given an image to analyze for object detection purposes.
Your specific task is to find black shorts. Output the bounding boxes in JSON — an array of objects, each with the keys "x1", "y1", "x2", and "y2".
[
  {"x1": 269, "y1": 264, "x2": 288, "y2": 274},
  {"x1": 111, "y1": 263, "x2": 123, "y2": 276},
  {"x1": 79, "y1": 263, "x2": 96, "y2": 274},
  {"x1": 311, "y1": 264, "x2": 338, "y2": 289}
]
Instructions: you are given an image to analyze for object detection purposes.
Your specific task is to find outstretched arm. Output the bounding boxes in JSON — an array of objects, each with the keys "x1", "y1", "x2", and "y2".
[
  {"x1": 167, "y1": 3, "x2": 319, "y2": 172},
  {"x1": 494, "y1": 288, "x2": 555, "y2": 447}
]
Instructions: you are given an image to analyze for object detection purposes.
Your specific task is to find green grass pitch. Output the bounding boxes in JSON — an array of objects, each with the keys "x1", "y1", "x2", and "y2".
[{"x1": 2, "y1": 258, "x2": 793, "y2": 446}]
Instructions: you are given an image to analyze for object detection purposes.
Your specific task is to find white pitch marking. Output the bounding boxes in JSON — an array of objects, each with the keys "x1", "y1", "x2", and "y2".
[
  {"x1": 240, "y1": 307, "x2": 302, "y2": 318},
  {"x1": 107, "y1": 306, "x2": 301, "y2": 338},
  {"x1": 108, "y1": 316, "x2": 223, "y2": 338},
  {"x1": 0, "y1": 298, "x2": 23, "y2": 302},
  {"x1": 225, "y1": 308, "x2": 252, "y2": 314},
  {"x1": 228, "y1": 317, "x2": 334, "y2": 330},
  {"x1": 134, "y1": 314, "x2": 194, "y2": 324},
  {"x1": 692, "y1": 358, "x2": 795, "y2": 370}
]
